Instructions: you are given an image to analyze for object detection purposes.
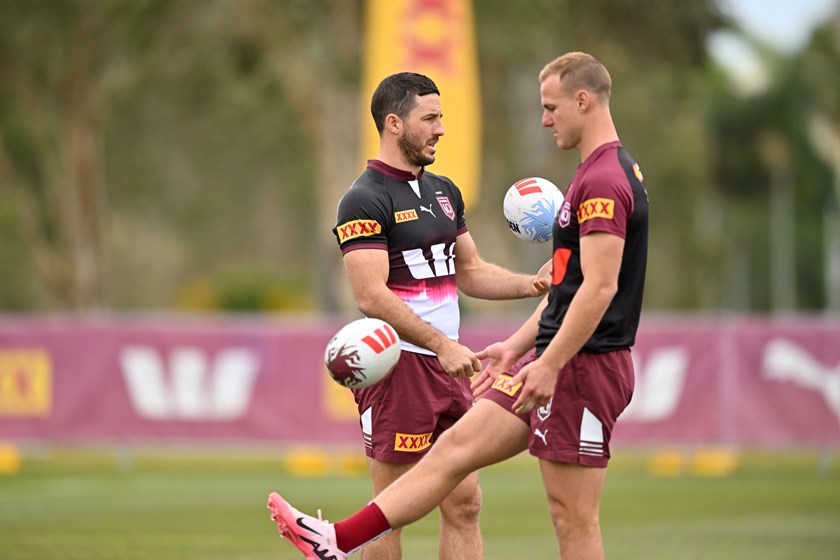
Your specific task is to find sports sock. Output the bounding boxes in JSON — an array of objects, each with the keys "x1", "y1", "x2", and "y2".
[{"x1": 334, "y1": 501, "x2": 392, "y2": 554}]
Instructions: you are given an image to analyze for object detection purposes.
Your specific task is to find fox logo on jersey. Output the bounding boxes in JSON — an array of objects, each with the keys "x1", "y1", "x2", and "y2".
[{"x1": 633, "y1": 163, "x2": 644, "y2": 183}]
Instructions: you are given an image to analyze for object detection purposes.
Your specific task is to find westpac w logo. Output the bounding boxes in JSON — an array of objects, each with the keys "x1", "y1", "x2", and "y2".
[
  {"x1": 119, "y1": 346, "x2": 260, "y2": 421},
  {"x1": 622, "y1": 347, "x2": 689, "y2": 422}
]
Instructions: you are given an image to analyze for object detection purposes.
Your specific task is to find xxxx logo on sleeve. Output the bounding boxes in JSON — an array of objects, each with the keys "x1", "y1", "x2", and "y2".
[
  {"x1": 394, "y1": 431, "x2": 432, "y2": 452},
  {"x1": 337, "y1": 219, "x2": 382, "y2": 242},
  {"x1": 577, "y1": 198, "x2": 614, "y2": 224},
  {"x1": 490, "y1": 374, "x2": 523, "y2": 397},
  {"x1": 395, "y1": 209, "x2": 418, "y2": 223}
]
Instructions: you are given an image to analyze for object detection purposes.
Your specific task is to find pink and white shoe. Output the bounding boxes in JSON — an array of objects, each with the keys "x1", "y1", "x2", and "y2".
[{"x1": 267, "y1": 492, "x2": 347, "y2": 560}]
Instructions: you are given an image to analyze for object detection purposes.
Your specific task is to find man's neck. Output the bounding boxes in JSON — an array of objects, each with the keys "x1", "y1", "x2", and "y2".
[
  {"x1": 579, "y1": 135, "x2": 619, "y2": 162},
  {"x1": 578, "y1": 113, "x2": 619, "y2": 162},
  {"x1": 376, "y1": 147, "x2": 421, "y2": 177}
]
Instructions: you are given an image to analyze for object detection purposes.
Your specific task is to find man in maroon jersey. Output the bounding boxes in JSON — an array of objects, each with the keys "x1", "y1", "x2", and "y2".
[
  {"x1": 269, "y1": 72, "x2": 549, "y2": 560},
  {"x1": 268, "y1": 52, "x2": 648, "y2": 560}
]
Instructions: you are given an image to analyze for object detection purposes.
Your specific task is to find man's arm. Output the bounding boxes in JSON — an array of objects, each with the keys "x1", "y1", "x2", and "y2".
[
  {"x1": 454, "y1": 231, "x2": 550, "y2": 299},
  {"x1": 510, "y1": 232, "x2": 624, "y2": 413},
  {"x1": 343, "y1": 248, "x2": 481, "y2": 377}
]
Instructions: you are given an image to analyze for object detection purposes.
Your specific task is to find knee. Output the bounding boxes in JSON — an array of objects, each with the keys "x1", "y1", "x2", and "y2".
[
  {"x1": 440, "y1": 480, "x2": 483, "y2": 526},
  {"x1": 548, "y1": 499, "x2": 599, "y2": 540}
]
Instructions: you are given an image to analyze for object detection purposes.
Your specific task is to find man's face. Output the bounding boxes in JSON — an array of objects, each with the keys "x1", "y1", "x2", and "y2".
[
  {"x1": 540, "y1": 73, "x2": 581, "y2": 151},
  {"x1": 397, "y1": 94, "x2": 445, "y2": 168}
]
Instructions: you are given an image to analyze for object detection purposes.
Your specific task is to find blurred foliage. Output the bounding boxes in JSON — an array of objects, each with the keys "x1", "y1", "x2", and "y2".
[
  {"x1": 0, "y1": 0, "x2": 837, "y2": 313},
  {"x1": 708, "y1": 26, "x2": 838, "y2": 311}
]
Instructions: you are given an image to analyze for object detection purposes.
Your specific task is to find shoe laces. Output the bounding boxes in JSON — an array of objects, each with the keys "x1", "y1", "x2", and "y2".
[{"x1": 317, "y1": 509, "x2": 330, "y2": 523}]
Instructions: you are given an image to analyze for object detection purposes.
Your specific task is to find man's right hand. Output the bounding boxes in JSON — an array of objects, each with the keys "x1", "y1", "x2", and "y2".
[{"x1": 435, "y1": 340, "x2": 482, "y2": 378}]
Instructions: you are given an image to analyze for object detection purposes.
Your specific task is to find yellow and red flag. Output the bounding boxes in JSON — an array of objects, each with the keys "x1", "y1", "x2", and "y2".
[{"x1": 361, "y1": 0, "x2": 481, "y2": 207}]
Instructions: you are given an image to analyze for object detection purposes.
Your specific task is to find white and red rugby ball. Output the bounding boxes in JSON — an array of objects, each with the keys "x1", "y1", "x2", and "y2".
[
  {"x1": 324, "y1": 318, "x2": 401, "y2": 388},
  {"x1": 503, "y1": 177, "x2": 564, "y2": 243}
]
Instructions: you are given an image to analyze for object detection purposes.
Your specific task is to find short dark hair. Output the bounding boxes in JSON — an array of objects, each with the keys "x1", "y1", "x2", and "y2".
[{"x1": 370, "y1": 72, "x2": 440, "y2": 134}]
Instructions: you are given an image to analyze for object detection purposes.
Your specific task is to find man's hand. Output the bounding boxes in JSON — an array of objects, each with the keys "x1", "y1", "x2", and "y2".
[
  {"x1": 529, "y1": 258, "x2": 553, "y2": 296},
  {"x1": 436, "y1": 340, "x2": 482, "y2": 378},
  {"x1": 471, "y1": 342, "x2": 521, "y2": 398},
  {"x1": 510, "y1": 357, "x2": 558, "y2": 414}
]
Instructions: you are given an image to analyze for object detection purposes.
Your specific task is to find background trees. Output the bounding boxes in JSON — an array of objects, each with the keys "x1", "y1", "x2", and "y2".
[{"x1": 0, "y1": 0, "x2": 837, "y2": 314}]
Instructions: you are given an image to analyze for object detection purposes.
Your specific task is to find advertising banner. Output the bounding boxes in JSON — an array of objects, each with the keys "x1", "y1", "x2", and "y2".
[{"x1": 1, "y1": 317, "x2": 839, "y2": 447}]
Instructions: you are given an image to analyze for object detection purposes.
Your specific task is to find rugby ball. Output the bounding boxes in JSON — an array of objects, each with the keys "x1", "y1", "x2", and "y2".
[
  {"x1": 503, "y1": 177, "x2": 564, "y2": 243},
  {"x1": 324, "y1": 318, "x2": 401, "y2": 388}
]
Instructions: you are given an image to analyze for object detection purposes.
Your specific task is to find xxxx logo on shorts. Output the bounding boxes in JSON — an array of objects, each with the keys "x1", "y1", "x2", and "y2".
[
  {"x1": 394, "y1": 432, "x2": 432, "y2": 452},
  {"x1": 337, "y1": 219, "x2": 382, "y2": 242},
  {"x1": 490, "y1": 374, "x2": 523, "y2": 397},
  {"x1": 577, "y1": 198, "x2": 614, "y2": 224},
  {"x1": 395, "y1": 209, "x2": 418, "y2": 223}
]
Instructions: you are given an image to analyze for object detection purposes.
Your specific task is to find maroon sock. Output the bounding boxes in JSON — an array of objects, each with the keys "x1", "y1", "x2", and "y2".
[{"x1": 334, "y1": 502, "x2": 392, "y2": 554}]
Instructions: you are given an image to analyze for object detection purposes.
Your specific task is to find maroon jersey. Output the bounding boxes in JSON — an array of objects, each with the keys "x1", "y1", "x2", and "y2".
[
  {"x1": 536, "y1": 141, "x2": 649, "y2": 354},
  {"x1": 333, "y1": 160, "x2": 467, "y2": 355}
]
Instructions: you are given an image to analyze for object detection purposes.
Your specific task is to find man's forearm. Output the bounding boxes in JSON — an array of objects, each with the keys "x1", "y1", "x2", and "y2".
[
  {"x1": 355, "y1": 288, "x2": 451, "y2": 353},
  {"x1": 458, "y1": 262, "x2": 538, "y2": 300}
]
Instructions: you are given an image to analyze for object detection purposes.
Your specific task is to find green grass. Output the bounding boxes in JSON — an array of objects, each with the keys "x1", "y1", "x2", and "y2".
[{"x1": 0, "y1": 447, "x2": 838, "y2": 559}]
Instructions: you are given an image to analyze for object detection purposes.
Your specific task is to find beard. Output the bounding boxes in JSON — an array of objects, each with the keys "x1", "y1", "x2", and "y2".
[{"x1": 398, "y1": 127, "x2": 436, "y2": 168}]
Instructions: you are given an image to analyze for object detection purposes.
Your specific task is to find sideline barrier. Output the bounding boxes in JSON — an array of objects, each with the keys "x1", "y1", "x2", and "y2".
[{"x1": 1, "y1": 316, "x2": 839, "y2": 447}]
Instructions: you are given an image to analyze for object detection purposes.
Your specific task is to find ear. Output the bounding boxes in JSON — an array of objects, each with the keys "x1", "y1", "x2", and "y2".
[
  {"x1": 576, "y1": 90, "x2": 591, "y2": 112},
  {"x1": 384, "y1": 113, "x2": 402, "y2": 135}
]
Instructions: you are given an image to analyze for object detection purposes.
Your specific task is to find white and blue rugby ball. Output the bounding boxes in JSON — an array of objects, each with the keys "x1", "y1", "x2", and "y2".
[{"x1": 503, "y1": 177, "x2": 564, "y2": 244}]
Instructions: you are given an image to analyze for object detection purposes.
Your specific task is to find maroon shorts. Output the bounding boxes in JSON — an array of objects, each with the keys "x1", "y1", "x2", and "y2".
[
  {"x1": 352, "y1": 351, "x2": 474, "y2": 464},
  {"x1": 481, "y1": 349, "x2": 634, "y2": 467}
]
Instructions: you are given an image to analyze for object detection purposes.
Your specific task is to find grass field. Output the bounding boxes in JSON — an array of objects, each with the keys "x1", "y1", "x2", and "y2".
[{"x1": 0, "y1": 446, "x2": 838, "y2": 559}]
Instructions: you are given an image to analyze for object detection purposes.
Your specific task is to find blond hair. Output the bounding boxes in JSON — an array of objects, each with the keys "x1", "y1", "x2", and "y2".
[{"x1": 539, "y1": 52, "x2": 611, "y2": 102}]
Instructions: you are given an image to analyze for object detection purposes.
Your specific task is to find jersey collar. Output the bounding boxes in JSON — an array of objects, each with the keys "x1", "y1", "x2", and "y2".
[{"x1": 368, "y1": 159, "x2": 425, "y2": 181}]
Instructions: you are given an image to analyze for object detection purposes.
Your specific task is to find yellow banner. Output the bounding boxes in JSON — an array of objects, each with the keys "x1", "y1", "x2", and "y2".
[
  {"x1": 361, "y1": 0, "x2": 481, "y2": 207},
  {"x1": 0, "y1": 350, "x2": 52, "y2": 416}
]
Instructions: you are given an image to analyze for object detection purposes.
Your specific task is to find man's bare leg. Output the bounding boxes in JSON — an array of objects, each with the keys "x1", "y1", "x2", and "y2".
[
  {"x1": 438, "y1": 470, "x2": 483, "y2": 560},
  {"x1": 360, "y1": 429, "x2": 488, "y2": 559},
  {"x1": 359, "y1": 460, "x2": 412, "y2": 560},
  {"x1": 374, "y1": 400, "x2": 529, "y2": 530},
  {"x1": 539, "y1": 460, "x2": 607, "y2": 560}
]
